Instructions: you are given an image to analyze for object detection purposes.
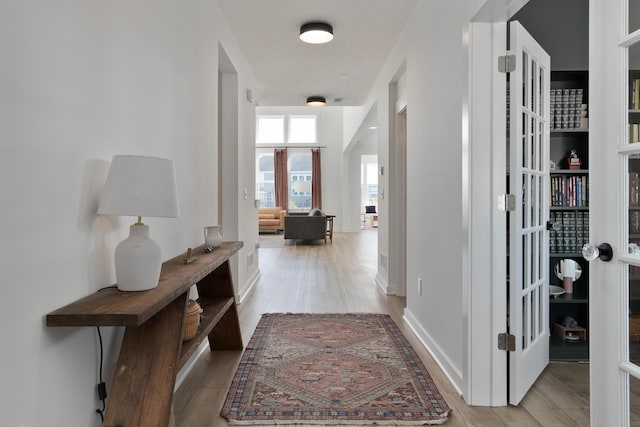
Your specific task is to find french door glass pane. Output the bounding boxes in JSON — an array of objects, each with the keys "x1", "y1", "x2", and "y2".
[
  {"x1": 631, "y1": 373, "x2": 640, "y2": 422},
  {"x1": 629, "y1": 43, "x2": 640, "y2": 146},
  {"x1": 630, "y1": 0, "x2": 640, "y2": 34}
]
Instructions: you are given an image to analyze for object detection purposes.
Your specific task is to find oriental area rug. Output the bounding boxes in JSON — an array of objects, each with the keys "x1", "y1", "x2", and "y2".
[{"x1": 221, "y1": 313, "x2": 451, "y2": 425}]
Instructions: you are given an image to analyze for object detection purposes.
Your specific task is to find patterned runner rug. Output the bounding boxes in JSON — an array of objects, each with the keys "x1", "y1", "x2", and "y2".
[{"x1": 221, "y1": 313, "x2": 451, "y2": 425}]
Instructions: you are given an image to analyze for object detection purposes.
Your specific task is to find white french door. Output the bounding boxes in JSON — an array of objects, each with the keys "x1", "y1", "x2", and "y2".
[
  {"x1": 588, "y1": 0, "x2": 640, "y2": 424},
  {"x1": 507, "y1": 21, "x2": 551, "y2": 405}
]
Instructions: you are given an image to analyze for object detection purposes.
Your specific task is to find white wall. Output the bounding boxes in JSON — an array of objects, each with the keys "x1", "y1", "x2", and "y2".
[
  {"x1": 1, "y1": 1, "x2": 256, "y2": 425},
  {"x1": 255, "y1": 106, "x2": 345, "y2": 231},
  {"x1": 356, "y1": 0, "x2": 488, "y2": 394}
]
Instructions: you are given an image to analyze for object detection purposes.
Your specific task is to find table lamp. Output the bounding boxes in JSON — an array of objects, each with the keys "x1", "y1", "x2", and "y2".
[{"x1": 98, "y1": 155, "x2": 180, "y2": 291}]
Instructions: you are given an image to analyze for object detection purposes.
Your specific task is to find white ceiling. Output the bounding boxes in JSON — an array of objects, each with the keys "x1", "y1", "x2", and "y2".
[{"x1": 217, "y1": 0, "x2": 418, "y2": 107}]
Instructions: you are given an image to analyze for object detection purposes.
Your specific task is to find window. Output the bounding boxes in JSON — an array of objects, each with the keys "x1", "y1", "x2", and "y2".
[
  {"x1": 255, "y1": 114, "x2": 318, "y2": 209},
  {"x1": 361, "y1": 157, "x2": 378, "y2": 210},
  {"x1": 288, "y1": 116, "x2": 317, "y2": 143},
  {"x1": 255, "y1": 115, "x2": 317, "y2": 144},
  {"x1": 256, "y1": 116, "x2": 285, "y2": 144},
  {"x1": 288, "y1": 152, "x2": 312, "y2": 209},
  {"x1": 256, "y1": 152, "x2": 275, "y2": 207}
]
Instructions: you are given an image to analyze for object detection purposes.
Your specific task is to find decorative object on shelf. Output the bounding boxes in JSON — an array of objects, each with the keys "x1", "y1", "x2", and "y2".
[
  {"x1": 556, "y1": 259, "x2": 579, "y2": 294},
  {"x1": 98, "y1": 155, "x2": 180, "y2": 292},
  {"x1": 184, "y1": 248, "x2": 197, "y2": 264},
  {"x1": 183, "y1": 299, "x2": 202, "y2": 342},
  {"x1": 549, "y1": 285, "x2": 566, "y2": 297},
  {"x1": 204, "y1": 225, "x2": 223, "y2": 251},
  {"x1": 554, "y1": 321, "x2": 587, "y2": 342},
  {"x1": 554, "y1": 259, "x2": 582, "y2": 284},
  {"x1": 567, "y1": 149, "x2": 582, "y2": 170},
  {"x1": 550, "y1": 159, "x2": 556, "y2": 170}
]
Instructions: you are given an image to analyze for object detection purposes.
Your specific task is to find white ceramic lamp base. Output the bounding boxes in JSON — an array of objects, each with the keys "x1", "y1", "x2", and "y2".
[{"x1": 115, "y1": 224, "x2": 162, "y2": 291}]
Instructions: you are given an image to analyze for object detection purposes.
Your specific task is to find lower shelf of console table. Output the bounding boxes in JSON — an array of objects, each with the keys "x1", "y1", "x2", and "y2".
[{"x1": 46, "y1": 241, "x2": 244, "y2": 427}]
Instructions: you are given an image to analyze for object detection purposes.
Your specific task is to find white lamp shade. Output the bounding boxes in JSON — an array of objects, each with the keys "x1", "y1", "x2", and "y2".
[{"x1": 98, "y1": 155, "x2": 180, "y2": 218}]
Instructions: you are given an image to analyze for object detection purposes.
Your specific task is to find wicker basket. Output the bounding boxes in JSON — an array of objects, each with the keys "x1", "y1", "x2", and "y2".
[
  {"x1": 183, "y1": 299, "x2": 202, "y2": 341},
  {"x1": 631, "y1": 314, "x2": 640, "y2": 343}
]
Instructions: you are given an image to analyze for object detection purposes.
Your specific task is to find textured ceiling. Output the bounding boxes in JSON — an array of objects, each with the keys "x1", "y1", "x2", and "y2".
[{"x1": 217, "y1": 0, "x2": 418, "y2": 107}]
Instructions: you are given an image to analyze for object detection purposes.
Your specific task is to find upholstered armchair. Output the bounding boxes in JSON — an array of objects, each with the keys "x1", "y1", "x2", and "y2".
[{"x1": 259, "y1": 207, "x2": 286, "y2": 233}]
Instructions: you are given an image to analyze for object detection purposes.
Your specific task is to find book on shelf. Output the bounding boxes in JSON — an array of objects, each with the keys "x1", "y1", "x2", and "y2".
[
  {"x1": 632, "y1": 79, "x2": 640, "y2": 110},
  {"x1": 549, "y1": 210, "x2": 589, "y2": 254},
  {"x1": 631, "y1": 172, "x2": 639, "y2": 206},
  {"x1": 550, "y1": 174, "x2": 589, "y2": 207},
  {"x1": 550, "y1": 88, "x2": 587, "y2": 130},
  {"x1": 631, "y1": 123, "x2": 640, "y2": 143}
]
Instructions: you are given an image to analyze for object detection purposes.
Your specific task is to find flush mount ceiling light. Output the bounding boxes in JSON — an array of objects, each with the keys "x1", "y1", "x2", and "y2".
[
  {"x1": 306, "y1": 96, "x2": 327, "y2": 107},
  {"x1": 299, "y1": 22, "x2": 334, "y2": 44}
]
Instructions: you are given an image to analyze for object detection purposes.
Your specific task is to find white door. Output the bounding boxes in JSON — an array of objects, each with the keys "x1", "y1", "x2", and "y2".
[
  {"x1": 507, "y1": 20, "x2": 551, "y2": 405},
  {"x1": 588, "y1": 0, "x2": 640, "y2": 424}
]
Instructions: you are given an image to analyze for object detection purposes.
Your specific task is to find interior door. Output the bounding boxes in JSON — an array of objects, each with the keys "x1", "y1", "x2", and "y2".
[
  {"x1": 507, "y1": 20, "x2": 551, "y2": 405},
  {"x1": 588, "y1": 0, "x2": 640, "y2": 424}
]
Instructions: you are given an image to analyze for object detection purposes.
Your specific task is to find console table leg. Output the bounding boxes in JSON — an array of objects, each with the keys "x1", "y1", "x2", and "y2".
[
  {"x1": 209, "y1": 303, "x2": 243, "y2": 350},
  {"x1": 103, "y1": 292, "x2": 187, "y2": 427}
]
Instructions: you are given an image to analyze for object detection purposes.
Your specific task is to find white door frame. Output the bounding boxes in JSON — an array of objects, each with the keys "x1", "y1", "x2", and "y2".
[
  {"x1": 395, "y1": 107, "x2": 407, "y2": 298},
  {"x1": 465, "y1": 20, "x2": 509, "y2": 406},
  {"x1": 466, "y1": 0, "x2": 553, "y2": 407},
  {"x1": 588, "y1": 0, "x2": 637, "y2": 424}
]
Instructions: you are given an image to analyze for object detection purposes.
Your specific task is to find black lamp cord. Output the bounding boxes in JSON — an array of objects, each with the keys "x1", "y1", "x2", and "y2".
[{"x1": 95, "y1": 326, "x2": 107, "y2": 421}]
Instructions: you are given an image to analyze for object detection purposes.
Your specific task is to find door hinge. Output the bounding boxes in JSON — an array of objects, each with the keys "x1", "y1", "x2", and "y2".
[
  {"x1": 498, "y1": 194, "x2": 516, "y2": 212},
  {"x1": 498, "y1": 333, "x2": 516, "y2": 351},
  {"x1": 498, "y1": 54, "x2": 516, "y2": 73}
]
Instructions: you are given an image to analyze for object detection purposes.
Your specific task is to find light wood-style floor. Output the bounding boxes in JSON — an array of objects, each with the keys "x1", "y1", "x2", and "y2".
[{"x1": 173, "y1": 230, "x2": 591, "y2": 426}]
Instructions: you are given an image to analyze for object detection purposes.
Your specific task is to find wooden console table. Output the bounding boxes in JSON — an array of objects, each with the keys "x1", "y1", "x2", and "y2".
[{"x1": 46, "y1": 241, "x2": 244, "y2": 427}]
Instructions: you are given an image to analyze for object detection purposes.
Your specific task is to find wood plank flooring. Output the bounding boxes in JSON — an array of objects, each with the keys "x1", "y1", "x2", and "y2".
[{"x1": 173, "y1": 230, "x2": 591, "y2": 426}]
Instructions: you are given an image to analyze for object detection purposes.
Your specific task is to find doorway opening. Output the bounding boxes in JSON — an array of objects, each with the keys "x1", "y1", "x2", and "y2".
[{"x1": 361, "y1": 155, "x2": 378, "y2": 229}]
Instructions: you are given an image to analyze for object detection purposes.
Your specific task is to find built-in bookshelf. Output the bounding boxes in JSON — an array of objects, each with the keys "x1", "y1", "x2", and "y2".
[
  {"x1": 630, "y1": 71, "x2": 640, "y2": 143},
  {"x1": 549, "y1": 70, "x2": 590, "y2": 361},
  {"x1": 629, "y1": 77, "x2": 640, "y2": 358}
]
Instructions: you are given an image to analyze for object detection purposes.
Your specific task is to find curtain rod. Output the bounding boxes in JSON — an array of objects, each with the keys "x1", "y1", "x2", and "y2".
[{"x1": 256, "y1": 145, "x2": 327, "y2": 149}]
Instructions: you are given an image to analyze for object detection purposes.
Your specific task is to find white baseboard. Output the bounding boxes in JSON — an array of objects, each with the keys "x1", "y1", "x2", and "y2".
[
  {"x1": 375, "y1": 273, "x2": 398, "y2": 295},
  {"x1": 403, "y1": 307, "x2": 464, "y2": 397},
  {"x1": 174, "y1": 341, "x2": 208, "y2": 391},
  {"x1": 375, "y1": 273, "x2": 390, "y2": 294},
  {"x1": 238, "y1": 268, "x2": 261, "y2": 304}
]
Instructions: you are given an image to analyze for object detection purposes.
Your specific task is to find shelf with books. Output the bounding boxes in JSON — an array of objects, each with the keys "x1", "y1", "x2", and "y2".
[
  {"x1": 630, "y1": 71, "x2": 640, "y2": 143},
  {"x1": 549, "y1": 70, "x2": 590, "y2": 362},
  {"x1": 549, "y1": 210, "x2": 589, "y2": 255},
  {"x1": 550, "y1": 174, "x2": 589, "y2": 208}
]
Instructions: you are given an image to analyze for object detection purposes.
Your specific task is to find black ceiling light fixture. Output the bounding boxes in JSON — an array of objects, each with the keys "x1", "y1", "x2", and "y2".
[
  {"x1": 306, "y1": 96, "x2": 327, "y2": 107},
  {"x1": 299, "y1": 22, "x2": 334, "y2": 44}
]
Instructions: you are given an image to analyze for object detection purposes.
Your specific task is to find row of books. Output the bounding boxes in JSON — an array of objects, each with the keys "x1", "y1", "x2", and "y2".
[
  {"x1": 631, "y1": 172, "x2": 640, "y2": 206},
  {"x1": 550, "y1": 88, "x2": 588, "y2": 130},
  {"x1": 631, "y1": 123, "x2": 640, "y2": 143},
  {"x1": 631, "y1": 79, "x2": 640, "y2": 110},
  {"x1": 549, "y1": 210, "x2": 589, "y2": 254},
  {"x1": 550, "y1": 175, "x2": 589, "y2": 207}
]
